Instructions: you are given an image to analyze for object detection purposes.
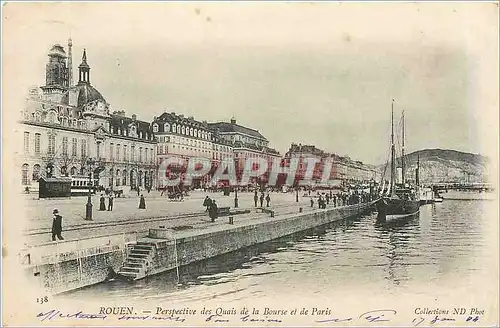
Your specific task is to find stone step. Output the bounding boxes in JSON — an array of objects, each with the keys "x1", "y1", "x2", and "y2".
[
  {"x1": 136, "y1": 241, "x2": 156, "y2": 247},
  {"x1": 124, "y1": 262, "x2": 143, "y2": 268},
  {"x1": 121, "y1": 266, "x2": 141, "y2": 273},
  {"x1": 134, "y1": 245, "x2": 154, "y2": 251},
  {"x1": 130, "y1": 249, "x2": 150, "y2": 255},
  {"x1": 129, "y1": 253, "x2": 148, "y2": 259},
  {"x1": 118, "y1": 271, "x2": 137, "y2": 278},
  {"x1": 127, "y1": 257, "x2": 147, "y2": 263}
]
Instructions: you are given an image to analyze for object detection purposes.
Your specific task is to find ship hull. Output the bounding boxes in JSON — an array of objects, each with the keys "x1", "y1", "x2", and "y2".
[{"x1": 376, "y1": 197, "x2": 420, "y2": 224}]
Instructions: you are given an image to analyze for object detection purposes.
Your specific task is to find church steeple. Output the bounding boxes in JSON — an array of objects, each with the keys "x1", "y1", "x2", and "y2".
[
  {"x1": 78, "y1": 49, "x2": 90, "y2": 84},
  {"x1": 67, "y1": 38, "x2": 73, "y2": 87}
]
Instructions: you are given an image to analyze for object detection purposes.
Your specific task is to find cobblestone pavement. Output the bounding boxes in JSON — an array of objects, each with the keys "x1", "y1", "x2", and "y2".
[{"x1": 19, "y1": 191, "x2": 316, "y2": 246}]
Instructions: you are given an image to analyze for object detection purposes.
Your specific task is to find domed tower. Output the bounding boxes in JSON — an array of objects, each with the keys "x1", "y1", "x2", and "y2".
[
  {"x1": 41, "y1": 44, "x2": 69, "y2": 103},
  {"x1": 78, "y1": 48, "x2": 90, "y2": 85},
  {"x1": 74, "y1": 49, "x2": 110, "y2": 129}
]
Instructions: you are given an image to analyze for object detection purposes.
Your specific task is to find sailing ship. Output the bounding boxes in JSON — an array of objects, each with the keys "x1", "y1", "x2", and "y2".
[{"x1": 376, "y1": 100, "x2": 420, "y2": 224}]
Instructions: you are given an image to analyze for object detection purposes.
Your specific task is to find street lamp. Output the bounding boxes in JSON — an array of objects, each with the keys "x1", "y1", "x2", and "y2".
[
  {"x1": 296, "y1": 187, "x2": 299, "y2": 202},
  {"x1": 234, "y1": 157, "x2": 239, "y2": 208},
  {"x1": 85, "y1": 158, "x2": 96, "y2": 221}
]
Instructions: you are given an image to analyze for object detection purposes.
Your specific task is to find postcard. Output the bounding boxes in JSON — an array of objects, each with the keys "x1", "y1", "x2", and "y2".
[{"x1": 2, "y1": 1, "x2": 499, "y2": 327}]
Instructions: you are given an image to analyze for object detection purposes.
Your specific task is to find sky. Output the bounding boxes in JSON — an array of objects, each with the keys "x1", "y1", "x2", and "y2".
[{"x1": 3, "y1": 2, "x2": 498, "y2": 165}]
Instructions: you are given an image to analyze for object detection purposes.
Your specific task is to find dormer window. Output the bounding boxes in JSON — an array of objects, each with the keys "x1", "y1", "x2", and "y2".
[
  {"x1": 177, "y1": 125, "x2": 181, "y2": 134},
  {"x1": 139, "y1": 131, "x2": 143, "y2": 138},
  {"x1": 190, "y1": 128, "x2": 194, "y2": 136},
  {"x1": 181, "y1": 126, "x2": 185, "y2": 134},
  {"x1": 118, "y1": 128, "x2": 121, "y2": 135},
  {"x1": 164, "y1": 123, "x2": 170, "y2": 132},
  {"x1": 153, "y1": 123, "x2": 159, "y2": 132}
]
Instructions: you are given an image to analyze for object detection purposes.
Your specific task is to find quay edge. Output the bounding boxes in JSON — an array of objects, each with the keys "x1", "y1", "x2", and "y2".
[{"x1": 24, "y1": 201, "x2": 377, "y2": 295}]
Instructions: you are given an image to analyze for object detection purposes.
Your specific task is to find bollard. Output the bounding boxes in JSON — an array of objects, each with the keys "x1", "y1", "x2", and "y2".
[
  {"x1": 270, "y1": 211, "x2": 275, "y2": 218},
  {"x1": 229, "y1": 217, "x2": 234, "y2": 225},
  {"x1": 299, "y1": 207, "x2": 303, "y2": 213}
]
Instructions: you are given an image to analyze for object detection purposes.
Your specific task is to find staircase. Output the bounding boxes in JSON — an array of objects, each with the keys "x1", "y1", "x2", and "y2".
[{"x1": 118, "y1": 242, "x2": 156, "y2": 280}]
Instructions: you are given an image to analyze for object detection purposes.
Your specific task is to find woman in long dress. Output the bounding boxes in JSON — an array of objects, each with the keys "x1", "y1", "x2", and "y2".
[
  {"x1": 99, "y1": 194, "x2": 106, "y2": 211},
  {"x1": 139, "y1": 194, "x2": 146, "y2": 209}
]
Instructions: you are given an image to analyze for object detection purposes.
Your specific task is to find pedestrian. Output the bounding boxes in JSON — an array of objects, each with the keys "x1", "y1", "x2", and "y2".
[
  {"x1": 203, "y1": 196, "x2": 212, "y2": 212},
  {"x1": 99, "y1": 194, "x2": 106, "y2": 211},
  {"x1": 51, "y1": 209, "x2": 64, "y2": 241},
  {"x1": 137, "y1": 186, "x2": 140, "y2": 196},
  {"x1": 108, "y1": 193, "x2": 114, "y2": 211},
  {"x1": 254, "y1": 191, "x2": 258, "y2": 207},
  {"x1": 319, "y1": 195, "x2": 325, "y2": 209},
  {"x1": 259, "y1": 193, "x2": 264, "y2": 207},
  {"x1": 310, "y1": 197, "x2": 314, "y2": 207},
  {"x1": 333, "y1": 194, "x2": 337, "y2": 207},
  {"x1": 139, "y1": 194, "x2": 146, "y2": 209},
  {"x1": 265, "y1": 193, "x2": 271, "y2": 207},
  {"x1": 209, "y1": 200, "x2": 218, "y2": 222},
  {"x1": 326, "y1": 193, "x2": 330, "y2": 205}
]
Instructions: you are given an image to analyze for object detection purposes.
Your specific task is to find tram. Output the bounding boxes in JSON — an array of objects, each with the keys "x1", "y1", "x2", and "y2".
[{"x1": 71, "y1": 175, "x2": 99, "y2": 196}]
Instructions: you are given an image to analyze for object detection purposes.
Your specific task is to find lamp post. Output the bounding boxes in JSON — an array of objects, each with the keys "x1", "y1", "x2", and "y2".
[
  {"x1": 234, "y1": 157, "x2": 239, "y2": 208},
  {"x1": 85, "y1": 158, "x2": 95, "y2": 221},
  {"x1": 296, "y1": 187, "x2": 299, "y2": 202}
]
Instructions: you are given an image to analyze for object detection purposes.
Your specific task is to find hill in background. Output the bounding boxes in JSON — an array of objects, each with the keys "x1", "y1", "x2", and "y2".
[{"x1": 378, "y1": 149, "x2": 490, "y2": 184}]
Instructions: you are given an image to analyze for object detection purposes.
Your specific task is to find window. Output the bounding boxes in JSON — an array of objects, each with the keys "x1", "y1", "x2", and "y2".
[
  {"x1": 139, "y1": 147, "x2": 143, "y2": 162},
  {"x1": 164, "y1": 123, "x2": 170, "y2": 132},
  {"x1": 190, "y1": 128, "x2": 194, "y2": 136},
  {"x1": 96, "y1": 142, "x2": 101, "y2": 159},
  {"x1": 131, "y1": 145, "x2": 135, "y2": 161},
  {"x1": 122, "y1": 170, "x2": 127, "y2": 185},
  {"x1": 70, "y1": 166, "x2": 77, "y2": 176},
  {"x1": 153, "y1": 124, "x2": 159, "y2": 132},
  {"x1": 48, "y1": 112, "x2": 56, "y2": 124},
  {"x1": 159, "y1": 145, "x2": 163, "y2": 154},
  {"x1": 72, "y1": 138, "x2": 77, "y2": 156},
  {"x1": 34, "y1": 133, "x2": 41, "y2": 154},
  {"x1": 116, "y1": 144, "x2": 120, "y2": 161},
  {"x1": 181, "y1": 126, "x2": 185, "y2": 134},
  {"x1": 110, "y1": 143, "x2": 114, "y2": 160},
  {"x1": 62, "y1": 137, "x2": 68, "y2": 156},
  {"x1": 48, "y1": 134, "x2": 55, "y2": 155},
  {"x1": 22, "y1": 164, "x2": 29, "y2": 185},
  {"x1": 123, "y1": 145, "x2": 128, "y2": 161},
  {"x1": 24, "y1": 132, "x2": 29, "y2": 153},
  {"x1": 81, "y1": 139, "x2": 87, "y2": 158},
  {"x1": 32, "y1": 164, "x2": 40, "y2": 181},
  {"x1": 145, "y1": 148, "x2": 148, "y2": 162},
  {"x1": 177, "y1": 125, "x2": 181, "y2": 134}
]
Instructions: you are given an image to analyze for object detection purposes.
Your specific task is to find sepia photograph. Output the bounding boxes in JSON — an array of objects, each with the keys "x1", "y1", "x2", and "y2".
[{"x1": 2, "y1": 1, "x2": 499, "y2": 326}]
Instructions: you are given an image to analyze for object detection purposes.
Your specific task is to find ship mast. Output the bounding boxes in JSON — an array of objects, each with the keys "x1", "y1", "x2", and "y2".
[
  {"x1": 416, "y1": 154, "x2": 420, "y2": 186},
  {"x1": 390, "y1": 99, "x2": 396, "y2": 196},
  {"x1": 402, "y1": 110, "x2": 405, "y2": 187}
]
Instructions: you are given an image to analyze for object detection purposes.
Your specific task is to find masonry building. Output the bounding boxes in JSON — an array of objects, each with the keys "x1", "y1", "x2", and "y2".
[{"x1": 17, "y1": 40, "x2": 157, "y2": 193}]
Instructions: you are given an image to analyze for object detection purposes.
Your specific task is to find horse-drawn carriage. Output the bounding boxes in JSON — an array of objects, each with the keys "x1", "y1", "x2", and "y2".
[{"x1": 161, "y1": 186, "x2": 184, "y2": 201}]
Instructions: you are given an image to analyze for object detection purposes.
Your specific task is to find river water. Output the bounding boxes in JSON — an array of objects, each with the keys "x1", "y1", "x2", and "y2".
[{"x1": 64, "y1": 200, "x2": 494, "y2": 305}]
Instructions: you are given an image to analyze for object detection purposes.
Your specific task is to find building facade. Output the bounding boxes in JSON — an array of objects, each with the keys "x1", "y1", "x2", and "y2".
[
  {"x1": 152, "y1": 112, "x2": 233, "y2": 188},
  {"x1": 17, "y1": 40, "x2": 157, "y2": 192},
  {"x1": 209, "y1": 118, "x2": 281, "y2": 185},
  {"x1": 284, "y1": 143, "x2": 377, "y2": 187}
]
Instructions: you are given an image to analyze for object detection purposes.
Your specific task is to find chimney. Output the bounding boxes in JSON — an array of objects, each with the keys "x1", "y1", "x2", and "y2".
[{"x1": 230, "y1": 118, "x2": 236, "y2": 124}]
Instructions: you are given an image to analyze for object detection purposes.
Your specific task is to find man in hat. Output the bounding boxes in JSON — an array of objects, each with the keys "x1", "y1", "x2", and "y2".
[{"x1": 51, "y1": 209, "x2": 64, "y2": 241}]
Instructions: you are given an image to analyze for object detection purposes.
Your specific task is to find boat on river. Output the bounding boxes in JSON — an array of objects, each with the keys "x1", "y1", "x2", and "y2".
[{"x1": 376, "y1": 101, "x2": 420, "y2": 225}]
